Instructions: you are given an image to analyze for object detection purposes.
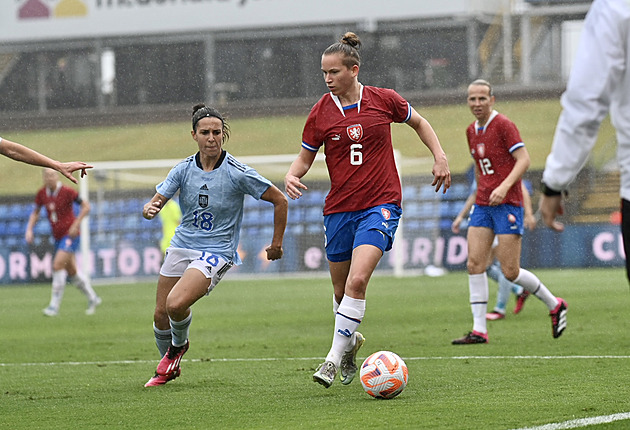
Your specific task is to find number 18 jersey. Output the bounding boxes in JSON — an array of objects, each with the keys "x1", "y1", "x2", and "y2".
[
  {"x1": 466, "y1": 110, "x2": 524, "y2": 207},
  {"x1": 156, "y1": 151, "x2": 272, "y2": 265}
]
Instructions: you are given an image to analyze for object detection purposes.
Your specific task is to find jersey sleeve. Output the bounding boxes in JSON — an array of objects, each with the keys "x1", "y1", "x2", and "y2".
[
  {"x1": 234, "y1": 166, "x2": 273, "y2": 200},
  {"x1": 383, "y1": 88, "x2": 412, "y2": 123},
  {"x1": 503, "y1": 119, "x2": 525, "y2": 153},
  {"x1": 156, "y1": 162, "x2": 184, "y2": 199},
  {"x1": 301, "y1": 103, "x2": 323, "y2": 152}
]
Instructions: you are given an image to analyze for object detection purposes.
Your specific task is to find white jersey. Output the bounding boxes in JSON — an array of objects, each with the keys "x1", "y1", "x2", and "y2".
[
  {"x1": 543, "y1": 0, "x2": 630, "y2": 200},
  {"x1": 156, "y1": 150, "x2": 272, "y2": 265}
]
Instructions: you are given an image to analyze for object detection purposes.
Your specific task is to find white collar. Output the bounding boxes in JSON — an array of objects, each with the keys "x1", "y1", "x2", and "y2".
[
  {"x1": 475, "y1": 110, "x2": 499, "y2": 135},
  {"x1": 329, "y1": 83, "x2": 364, "y2": 117},
  {"x1": 45, "y1": 181, "x2": 62, "y2": 197}
]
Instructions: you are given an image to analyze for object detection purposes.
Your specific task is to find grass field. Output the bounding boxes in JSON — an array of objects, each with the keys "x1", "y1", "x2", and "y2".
[
  {"x1": 2, "y1": 268, "x2": 630, "y2": 429},
  {"x1": 0, "y1": 98, "x2": 617, "y2": 195}
]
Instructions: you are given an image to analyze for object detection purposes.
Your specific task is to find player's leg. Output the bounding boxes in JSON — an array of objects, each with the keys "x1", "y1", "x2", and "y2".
[
  {"x1": 153, "y1": 275, "x2": 179, "y2": 356},
  {"x1": 63, "y1": 244, "x2": 101, "y2": 314},
  {"x1": 453, "y1": 226, "x2": 494, "y2": 343},
  {"x1": 44, "y1": 248, "x2": 71, "y2": 316},
  {"x1": 496, "y1": 234, "x2": 567, "y2": 338},
  {"x1": 622, "y1": 199, "x2": 630, "y2": 284}
]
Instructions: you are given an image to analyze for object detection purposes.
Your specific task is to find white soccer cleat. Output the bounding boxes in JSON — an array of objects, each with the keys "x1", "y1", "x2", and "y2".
[
  {"x1": 43, "y1": 306, "x2": 58, "y2": 317},
  {"x1": 340, "y1": 331, "x2": 365, "y2": 385},
  {"x1": 86, "y1": 296, "x2": 102, "y2": 315},
  {"x1": 313, "y1": 361, "x2": 337, "y2": 388}
]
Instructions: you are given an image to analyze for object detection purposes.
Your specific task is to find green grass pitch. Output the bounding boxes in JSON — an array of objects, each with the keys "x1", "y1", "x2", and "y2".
[{"x1": 2, "y1": 268, "x2": 630, "y2": 429}]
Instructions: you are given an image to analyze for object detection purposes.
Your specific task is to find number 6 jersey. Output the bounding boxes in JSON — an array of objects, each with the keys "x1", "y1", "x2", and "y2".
[
  {"x1": 466, "y1": 109, "x2": 524, "y2": 207},
  {"x1": 301, "y1": 84, "x2": 410, "y2": 215},
  {"x1": 156, "y1": 151, "x2": 272, "y2": 265}
]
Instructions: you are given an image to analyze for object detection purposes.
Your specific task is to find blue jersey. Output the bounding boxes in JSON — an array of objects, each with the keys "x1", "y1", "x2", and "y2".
[{"x1": 156, "y1": 151, "x2": 272, "y2": 265}]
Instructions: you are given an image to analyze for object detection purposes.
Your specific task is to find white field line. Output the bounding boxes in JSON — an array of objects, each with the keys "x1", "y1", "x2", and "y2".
[
  {"x1": 3, "y1": 354, "x2": 630, "y2": 367},
  {"x1": 2, "y1": 355, "x2": 629, "y2": 430},
  {"x1": 511, "y1": 412, "x2": 630, "y2": 430}
]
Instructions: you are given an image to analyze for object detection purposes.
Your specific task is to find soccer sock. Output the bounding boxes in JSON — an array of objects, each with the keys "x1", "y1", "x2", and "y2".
[
  {"x1": 153, "y1": 323, "x2": 172, "y2": 358},
  {"x1": 469, "y1": 273, "x2": 488, "y2": 334},
  {"x1": 486, "y1": 263, "x2": 501, "y2": 283},
  {"x1": 332, "y1": 294, "x2": 340, "y2": 316},
  {"x1": 513, "y1": 268, "x2": 558, "y2": 311},
  {"x1": 49, "y1": 270, "x2": 67, "y2": 309},
  {"x1": 169, "y1": 312, "x2": 192, "y2": 348},
  {"x1": 68, "y1": 273, "x2": 98, "y2": 301},
  {"x1": 325, "y1": 295, "x2": 365, "y2": 367},
  {"x1": 494, "y1": 272, "x2": 514, "y2": 314}
]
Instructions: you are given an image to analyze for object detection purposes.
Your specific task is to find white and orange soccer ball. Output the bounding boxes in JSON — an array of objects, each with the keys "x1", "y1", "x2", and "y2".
[{"x1": 359, "y1": 350, "x2": 408, "y2": 399}]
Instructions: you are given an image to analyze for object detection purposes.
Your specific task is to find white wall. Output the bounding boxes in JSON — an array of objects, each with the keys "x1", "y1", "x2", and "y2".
[{"x1": 1, "y1": 0, "x2": 502, "y2": 43}]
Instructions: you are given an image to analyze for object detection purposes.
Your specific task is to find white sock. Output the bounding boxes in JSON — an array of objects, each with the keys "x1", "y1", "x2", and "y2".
[
  {"x1": 325, "y1": 295, "x2": 365, "y2": 367},
  {"x1": 69, "y1": 273, "x2": 98, "y2": 301},
  {"x1": 469, "y1": 273, "x2": 488, "y2": 334},
  {"x1": 332, "y1": 294, "x2": 340, "y2": 316},
  {"x1": 513, "y1": 268, "x2": 558, "y2": 310},
  {"x1": 153, "y1": 323, "x2": 172, "y2": 358},
  {"x1": 169, "y1": 313, "x2": 192, "y2": 348},
  {"x1": 49, "y1": 270, "x2": 67, "y2": 309}
]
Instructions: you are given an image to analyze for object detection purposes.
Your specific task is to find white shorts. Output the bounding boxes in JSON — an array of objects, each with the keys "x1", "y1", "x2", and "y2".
[{"x1": 160, "y1": 247, "x2": 233, "y2": 295}]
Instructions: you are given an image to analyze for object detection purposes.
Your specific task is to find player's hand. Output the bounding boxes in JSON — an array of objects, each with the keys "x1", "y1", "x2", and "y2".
[
  {"x1": 284, "y1": 175, "x2": 307, "y2": 200},
  {"x1": 431, "y1": 157, "x2": 451, "y2": 194},
  {"x1": 451, "y1": 217, "x2": 462, "y2": 234},
  {"x1": 488, "y1": 185, "x2": 508, "y2": 206},
  {"x1": 539, "y1": 194, "x2": 565, "y2": 232},
  {"x1": 143, "y1": 200, "x2": 162, "y2": 220},
  {"x1": 58, "y1": 162, "x2": 93, "y2": 184},
  {"x1": 25, "y1": 230, "x2": 33, "y2": 244},
  {"x1": 265, "y1": 245, "x2": 283, "y2": 260}
]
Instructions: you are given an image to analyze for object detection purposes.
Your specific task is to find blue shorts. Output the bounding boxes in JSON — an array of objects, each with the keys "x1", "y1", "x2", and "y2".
[
  {"x1": 468, "y1": 204, "x2": 524, "y2": 235},
  {"x1": 55, "y1": 235, "x2": 80, "y2": 253},
  {"x1": 324, "y1": 203, "x2": 401, "y2": 262}
]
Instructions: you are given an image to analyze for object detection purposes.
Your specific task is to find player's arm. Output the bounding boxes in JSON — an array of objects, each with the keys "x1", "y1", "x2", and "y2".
[
  {"x1": 521, "y1": 183, "x2": 536, "y2": 230},
  {"x1": 488, "y1": 146, "x2": 530, "y2": 206},
  {"x1": 260, "y1": 185, "x2": 288, "y2": 261},
  {"x1": 406, "y1": 108, "x2": 451, "y2": 193},
  {"x1": 24, "y1": 205, "x2": 42, "y2": 244},
  {"x1": 143, "y1": 193, "x2": 169, "y2": 220},
  {"x1": 284, "y1": 147, "x2": 317, "y2": 200},
  {"x1": 68, "y1": 198, "x2": 90, "y2": 237},
  {"x1": 0, "y1": 138, "x2": 92, "y2": 184},
  {"x1": 451, "y1": 190, "x2": 477, "y2": 234}
]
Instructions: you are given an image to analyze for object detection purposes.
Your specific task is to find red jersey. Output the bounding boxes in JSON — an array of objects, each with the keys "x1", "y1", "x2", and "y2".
[
  {"x1": 302, "y1": 85, "x2": 409, "y2": 215},
  {"x1": 35, "y1": 184, "x2": 80, "y2": 240},
  {"x1": 466, "y1": 111, "x2": 524, "y2": 207}
]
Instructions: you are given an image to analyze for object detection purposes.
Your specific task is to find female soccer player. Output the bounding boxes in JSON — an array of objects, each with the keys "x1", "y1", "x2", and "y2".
[
  {"x1": 25, "y1": 168, "x2": 100, "y2": 316},
  {"x1": 284, "y1": 32, "x2": 451, "y2": 388},
  {"x1": 451, "y1": 79, "x2": 567, "y2": 345},
  {"x1": 142, "y1": 104, "x2": 288, "y2": 387}
]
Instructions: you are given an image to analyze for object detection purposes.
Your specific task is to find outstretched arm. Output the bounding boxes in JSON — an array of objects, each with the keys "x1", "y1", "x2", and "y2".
[{"x1": 0, "y1": 138, "x2": 92, "y2": 183}]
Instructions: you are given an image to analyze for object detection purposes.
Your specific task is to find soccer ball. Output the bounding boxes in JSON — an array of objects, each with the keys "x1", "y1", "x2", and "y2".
[{"x1": 359, "y1": 350, "x2": 408, "y2": 399}]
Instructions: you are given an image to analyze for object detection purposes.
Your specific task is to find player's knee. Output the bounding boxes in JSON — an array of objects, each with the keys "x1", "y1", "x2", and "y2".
[{"x1": 501, "y1": 266, "x2": 519, "y2": 282}]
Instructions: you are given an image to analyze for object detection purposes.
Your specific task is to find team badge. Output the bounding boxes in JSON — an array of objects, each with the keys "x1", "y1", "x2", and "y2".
[
  {"x1": 381, "y1": 208, "x2": 391, "y2": 220},
  {"x1": 476, "y1": 143, "x2": 486, "y2": 158},
  {"x1": 347, "y1": 124, "x2": 363, "y2": 142},
  {"x1": 507, "y1": 214, "x2": 516, "y2": 224},
  {"x1": 199, "y1": 194, "x2": 208, "y2": 208}
]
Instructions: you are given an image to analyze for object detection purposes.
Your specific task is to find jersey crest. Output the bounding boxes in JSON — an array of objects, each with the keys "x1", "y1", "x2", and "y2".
[
  {"x1": 347, "y1": 124, "x2": 363, "y2": 142},
  {"x1": 476, "y1": 143, "x2": 486, "y2": 158},
  {"x1": 198, "y1": 194, "x2": 208, "y2": 208},
  {"x1": 381, "y1": 207, "x2": 391, "y2": 220}
]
